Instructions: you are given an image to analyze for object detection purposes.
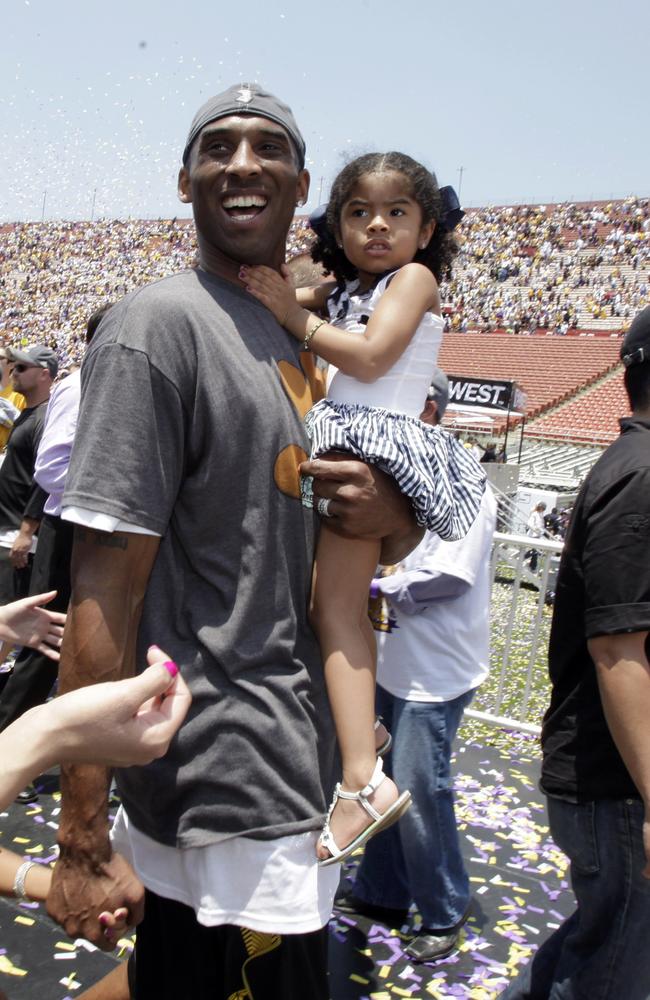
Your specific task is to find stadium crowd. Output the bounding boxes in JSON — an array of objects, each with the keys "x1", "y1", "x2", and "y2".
[
  {"x1": 0, "y1": 200, "x2": 648, "y2": 366},
  {"x1": 440, "y1": 197, "x2": 650, "y2": 335}
]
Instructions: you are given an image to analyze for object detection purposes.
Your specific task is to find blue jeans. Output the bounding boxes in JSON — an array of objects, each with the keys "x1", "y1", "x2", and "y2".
[
  {"x1": 499, "y1": 795, "x2": 650, "y2": 1000},
  {"x1": 351, "y1": 684, "x2": 473, "y2": 929}
]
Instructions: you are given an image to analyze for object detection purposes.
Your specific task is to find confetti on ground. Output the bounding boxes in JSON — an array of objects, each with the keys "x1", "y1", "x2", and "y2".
[{"x1": 0, "y1": 738, "x2": 575, "y2": 999}]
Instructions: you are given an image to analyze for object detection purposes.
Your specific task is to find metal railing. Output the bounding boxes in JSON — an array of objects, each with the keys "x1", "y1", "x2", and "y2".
[{"x1": 466, "y1": 531, "x2": 564, "y2": 735}]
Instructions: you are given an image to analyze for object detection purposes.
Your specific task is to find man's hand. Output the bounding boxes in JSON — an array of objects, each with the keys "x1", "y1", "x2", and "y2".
[
  {"x1": 47, "y1": 849, "x2": 144, "y2": 949},
  {"x1": 10, "y1": 524, "x2": 35, "y2": 569},
  {"x1": 301, "y1": 454, "x2": 423, "y2": 564}
]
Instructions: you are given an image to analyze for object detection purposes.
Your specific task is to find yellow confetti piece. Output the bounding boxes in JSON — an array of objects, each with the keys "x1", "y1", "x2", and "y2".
[
  {"x1": 15, "y1": 915, "x2": 35, "y2": 926},
  {"x1": 379, "y1": 966, "x2": 391, "y2": 979},
  {"x1": 359, "y1": 948, "x2": 373, "y2": 956},
  {"x1": 56, "y1": 941, "x2": 78, "y2": 952},
  {"x1": 469, "y1": 876, "x2": 486, "y2": 883},
  {"x1": 349, "y1": 973, "x2": 369, "y2": 984},
  {"x1": 12, "y1": 836, "x2": 30, "y2": 844},
  {"x1": 25, "y1": 844, "x2": 44, "y2": 854},
  {"x1": 391, "y1": 988, "x2": 414, "y2": 998},
  {"x1": 0, "y1": 955, "x2": 28, "y2": 977}
]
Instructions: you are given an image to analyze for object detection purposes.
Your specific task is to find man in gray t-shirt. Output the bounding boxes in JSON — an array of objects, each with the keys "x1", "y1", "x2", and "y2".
[{"x1": 47, "y1": 86, "x2": 421, "y2": 999}]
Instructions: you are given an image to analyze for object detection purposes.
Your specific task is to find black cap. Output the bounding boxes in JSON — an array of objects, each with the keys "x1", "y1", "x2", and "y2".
[
  {"x1": 183, "y1": 83, "x2": 306, "y2": 169},
  {"x1": 621, "y1": 306, "x2": 650, "y2": 368}
]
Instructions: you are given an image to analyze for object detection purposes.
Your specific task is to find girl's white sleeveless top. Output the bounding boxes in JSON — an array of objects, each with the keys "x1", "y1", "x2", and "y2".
[{"x1": 326, "y1": 271, "x2": 444, "y2": 419}]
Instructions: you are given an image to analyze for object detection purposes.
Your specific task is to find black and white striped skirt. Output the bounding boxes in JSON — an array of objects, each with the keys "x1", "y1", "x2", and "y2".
[{"x1": 305, "y1": 399, "x2": 486, "y2": 540}]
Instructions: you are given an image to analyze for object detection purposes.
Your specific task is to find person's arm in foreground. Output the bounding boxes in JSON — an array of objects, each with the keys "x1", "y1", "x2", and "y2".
[
  {"x1": 46, "y1": 527, "x2": 162, "y2": 946},
  {"x1": 589, "y1": 630, "x2": 650, "y2": 877},
  {"x1": 0, "y1": 590, "x2": 65, "y2": 659},
  {"x1": 0, "y1": 643, "x2": 189, "y2": 810}
]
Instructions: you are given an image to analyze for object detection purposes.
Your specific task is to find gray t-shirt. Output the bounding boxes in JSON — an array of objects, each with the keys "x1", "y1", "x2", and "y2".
[{"x1": 65, "y1": 268, "x2": 335, "y2": 848}]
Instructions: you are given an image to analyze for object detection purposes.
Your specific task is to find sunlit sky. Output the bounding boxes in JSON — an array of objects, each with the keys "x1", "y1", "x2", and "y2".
[{"x1": 2, "y1": 0, "x2": 648, "y2": 221}]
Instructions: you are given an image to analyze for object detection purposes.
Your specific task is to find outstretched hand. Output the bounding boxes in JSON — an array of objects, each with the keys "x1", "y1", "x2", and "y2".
[
  {"x1": 0, "y1": 591, "x2": 66, "y2": 660},
  {"x1": 48, "y1": 645, "x2": 192, "y2": 767},
  {"x1": 240, "y1": 264, "x2": 298, "y2": 326}
]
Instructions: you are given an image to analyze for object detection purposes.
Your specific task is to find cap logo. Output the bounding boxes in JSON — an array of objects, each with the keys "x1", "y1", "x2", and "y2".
[{"x1": 236, "y1": 85, "x2": 254, "y2": 105}]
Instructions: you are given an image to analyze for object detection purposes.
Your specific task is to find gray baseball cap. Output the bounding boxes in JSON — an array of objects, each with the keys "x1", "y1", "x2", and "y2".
[
  {"x1": 427, "y1": 367, "x2": 450, "y2": 419},
  {"x1": 6, "y1": 344, "x2": 59, "y2": 378},
  {"x1": 183, "y1": 82, "x2": 306, "y2": 169}
]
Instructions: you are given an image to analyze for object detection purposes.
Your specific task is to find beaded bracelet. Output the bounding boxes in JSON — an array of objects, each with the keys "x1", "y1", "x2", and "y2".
[{"x1": 302, "y1": 318, "x2": 326, "y2": 352}]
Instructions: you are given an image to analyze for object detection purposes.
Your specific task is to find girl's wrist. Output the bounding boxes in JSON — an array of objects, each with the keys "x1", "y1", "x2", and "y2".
[{"x1": 283, "y1": 305, "x2": 312, "y2": 339}]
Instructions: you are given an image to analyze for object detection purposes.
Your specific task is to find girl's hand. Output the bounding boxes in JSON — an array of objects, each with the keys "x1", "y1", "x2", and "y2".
[
  {"x1": 43, "y1": 646, "x2": 191, "y2": 767},
  {"x1": 98, "y1": 906, "x2": 131, "y2": 948},
  {"x1": 0, "y1": 591, "x2": 65, "y2": 660},
  {"x1": 240, "y1": 264, "x2": 299, "y2": 326}
]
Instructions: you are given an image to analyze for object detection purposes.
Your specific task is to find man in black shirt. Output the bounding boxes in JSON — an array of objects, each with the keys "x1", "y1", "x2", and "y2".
[
  {"x1": 0, "y1": 345, "x2": 57, "y2": 605},
  {"x1": 501, "y1": 305, "x2": 650, "y2": 999}
]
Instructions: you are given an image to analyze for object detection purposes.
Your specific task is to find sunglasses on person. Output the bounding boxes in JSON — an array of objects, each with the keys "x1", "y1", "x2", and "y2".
[{"x1": 12, "y1": 363, "x2": 39, "y2": 373}]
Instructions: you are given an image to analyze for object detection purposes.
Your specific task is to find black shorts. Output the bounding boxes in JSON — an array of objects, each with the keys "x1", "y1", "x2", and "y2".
[{"x1": 133, "y1": 888, "x2": 330, "y2": 1000}]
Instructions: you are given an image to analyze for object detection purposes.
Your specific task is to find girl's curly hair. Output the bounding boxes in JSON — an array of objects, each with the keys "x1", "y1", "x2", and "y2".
[{"x1": 311, "y1": 152, "x2": 459, "y2": 288}]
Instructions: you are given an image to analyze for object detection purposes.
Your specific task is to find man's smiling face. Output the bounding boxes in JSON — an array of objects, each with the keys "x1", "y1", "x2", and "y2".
[{"x1": 178, "y1": 115, "x2": 309, "y2": 280}]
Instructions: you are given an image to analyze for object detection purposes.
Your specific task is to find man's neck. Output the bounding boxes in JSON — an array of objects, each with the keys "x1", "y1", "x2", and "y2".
[
  {"x1": 196, "y1": 239, "x2": 284, "y2": 287},
  {"x1": 22, "y1": 387, "x2": 50, "y2": 408}
]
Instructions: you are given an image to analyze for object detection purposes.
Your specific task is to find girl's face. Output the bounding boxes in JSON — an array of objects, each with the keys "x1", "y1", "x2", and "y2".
[{"x1": 338, "y1": 170, "x2": 435, "y2": 288}]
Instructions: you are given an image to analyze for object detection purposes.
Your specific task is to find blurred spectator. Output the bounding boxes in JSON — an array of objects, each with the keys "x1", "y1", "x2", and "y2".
[{"x1": 0, "y1": 347, "x2": 57, "y2": 605}]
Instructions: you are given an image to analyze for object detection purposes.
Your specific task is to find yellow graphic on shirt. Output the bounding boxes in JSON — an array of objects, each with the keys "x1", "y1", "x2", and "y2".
[
  {"x1": 226, "y1": 928, "x2": 282, "y2": 1000},
  {"x1": 274, "y1": 352, "x2": 326, "y2": 500}
]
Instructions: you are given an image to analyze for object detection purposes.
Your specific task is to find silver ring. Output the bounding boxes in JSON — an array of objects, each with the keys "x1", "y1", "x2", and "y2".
[{"x1": 317, "y1": 497, "x2": 333, "y2": 518}]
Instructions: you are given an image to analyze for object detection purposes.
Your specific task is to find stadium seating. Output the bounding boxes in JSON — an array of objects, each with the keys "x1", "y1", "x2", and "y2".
[
  {"x1": 437, "y1": 331, "x2": 621, "y2": 421},
  {"x1": 0, "y1": 200, "x2": 647, "y2": 450},
  {"x1": 525, "y1": 369, "x2": 629, "y2": 444}
]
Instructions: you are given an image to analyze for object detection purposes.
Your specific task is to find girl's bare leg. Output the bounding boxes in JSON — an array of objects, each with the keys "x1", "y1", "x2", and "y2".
[{"x1": 311, "y1": 524, "x2": 400, "y2": 860}]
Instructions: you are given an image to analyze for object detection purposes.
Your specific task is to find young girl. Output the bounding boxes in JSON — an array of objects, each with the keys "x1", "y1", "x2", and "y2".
[{"x1": 242, "y1": 152, "x2": 485, "y2": 866}]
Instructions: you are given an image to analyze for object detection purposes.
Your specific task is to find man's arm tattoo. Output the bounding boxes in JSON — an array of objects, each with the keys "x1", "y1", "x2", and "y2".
[{"x1": 76, "y1": 528, "x2": 128, "y2": 550}]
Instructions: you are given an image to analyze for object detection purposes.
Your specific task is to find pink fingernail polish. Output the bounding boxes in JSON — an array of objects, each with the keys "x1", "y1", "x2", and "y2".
[
  {"x1": 148, "y1": 644, "x2": 161, "y2": 652},
  {"x1": 163, "y1": 660, "x2": 179, "y2": 678},
  {"x1": 99, "y1": 913, "x2": 110, "y2": 926}
]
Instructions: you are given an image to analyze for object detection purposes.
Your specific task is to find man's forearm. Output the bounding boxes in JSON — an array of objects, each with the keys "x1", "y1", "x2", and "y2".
[
  {"x1": 57, "y1": 527, "x2": 160, "y2": 856},
  {"x1": 590, "y1": 631, "x2": 650, "y2": 804}
]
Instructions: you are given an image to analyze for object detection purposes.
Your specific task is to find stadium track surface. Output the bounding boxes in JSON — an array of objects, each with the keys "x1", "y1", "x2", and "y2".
[{"x1": 0, "y1": 738, "x2": 574, "y2": 999}]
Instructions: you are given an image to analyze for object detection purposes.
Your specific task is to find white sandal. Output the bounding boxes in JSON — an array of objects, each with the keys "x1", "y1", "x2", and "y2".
[
  {"x1": 317, "y1": 757, "x2": 411, "y2": 868},
  {"x1": 375, "y1": 717, "x2": 392, "y2": 757}
]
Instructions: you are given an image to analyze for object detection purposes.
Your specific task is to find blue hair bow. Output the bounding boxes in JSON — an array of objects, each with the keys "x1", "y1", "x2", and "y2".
[
  {"x1": 439, "y1": 185, "x2": 465, "y2": 232},
  {"x1": 308, "y1": 204, "x2": 329, "y2": 240}
]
